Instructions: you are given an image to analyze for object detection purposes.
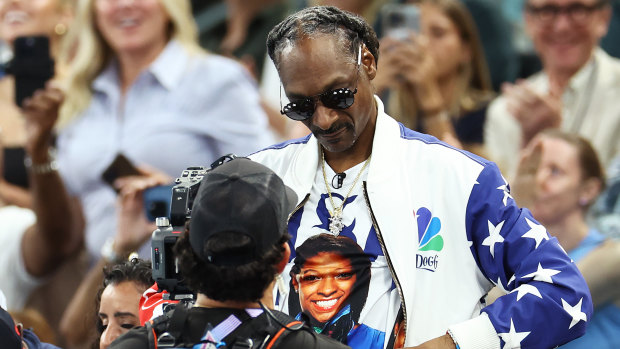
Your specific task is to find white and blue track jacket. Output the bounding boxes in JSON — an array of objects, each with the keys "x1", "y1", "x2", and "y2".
[{"x1": 250, "y1": 97, "x2": 592, "y2": 349}]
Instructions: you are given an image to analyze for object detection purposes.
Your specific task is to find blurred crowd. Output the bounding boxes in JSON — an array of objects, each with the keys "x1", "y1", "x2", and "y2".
[{"x1": 0, "y1": 0, "x2": 618, "y2": 348}]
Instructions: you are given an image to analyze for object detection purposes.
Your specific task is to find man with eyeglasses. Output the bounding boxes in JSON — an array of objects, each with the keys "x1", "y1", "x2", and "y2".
[
  {"x1": 250, "y1": 6, "x2": 592, "y2": 349},
  {"x1": 485, "y1": 0, "x2": 620, "y2": 178}
]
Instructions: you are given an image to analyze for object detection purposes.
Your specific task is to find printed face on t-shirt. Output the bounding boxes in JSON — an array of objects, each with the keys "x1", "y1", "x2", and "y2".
[
  {"x1": 288, "y1": 233, "x2": 372, "y2": 342},
  {"x1": 292, "y1": 251, "x2": 357, "y2": 323}
]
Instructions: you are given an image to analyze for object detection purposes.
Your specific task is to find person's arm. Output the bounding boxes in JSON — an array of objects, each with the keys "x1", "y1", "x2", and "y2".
[
  {"x1": 20, "y1": 84, "x2": 84, "y2": 277},
  {"x1": 59, "y1": 257, "x2": 107, "y2": 346},
  {"x1": 60, "y1": 177, "x2": 158, "y2": 346},
  {"x1": 446, "y1": 162, "x2": 592, "y2": 349},
  {"x1": 577, "y1": 239, "x2": 620, "y2": 308}
]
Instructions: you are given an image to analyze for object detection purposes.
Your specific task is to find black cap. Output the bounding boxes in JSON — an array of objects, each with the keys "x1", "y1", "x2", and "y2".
[
  {"x1": 189, "y1": 158, "x2": 297, "y2": 266},
  {"x1": 0, "y1": 307, "x2": 21, "y2": 349}
]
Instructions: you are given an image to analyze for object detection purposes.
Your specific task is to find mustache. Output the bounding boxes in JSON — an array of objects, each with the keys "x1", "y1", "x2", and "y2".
[{"x1": 312, "y1": 123, "x2": 353, "y2": 136}]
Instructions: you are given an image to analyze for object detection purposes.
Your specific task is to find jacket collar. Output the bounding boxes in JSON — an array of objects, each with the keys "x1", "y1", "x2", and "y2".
[{"x1": 288, "y1": 96, "x2": 400, "y2": 201}]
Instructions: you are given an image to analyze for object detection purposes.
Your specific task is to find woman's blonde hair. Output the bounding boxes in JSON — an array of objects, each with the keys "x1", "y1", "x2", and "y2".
[{"x1": 58, "y1": 0, "x2": 201, "y2": 128}]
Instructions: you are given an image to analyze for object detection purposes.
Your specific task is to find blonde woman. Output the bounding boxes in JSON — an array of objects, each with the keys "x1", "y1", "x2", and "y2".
[
  {"x1": 35, "y1": 0, "x2": 274, "y2": 259},
  {"x1": 373, "y1": 0, "x2": 494, "y2": 156}
]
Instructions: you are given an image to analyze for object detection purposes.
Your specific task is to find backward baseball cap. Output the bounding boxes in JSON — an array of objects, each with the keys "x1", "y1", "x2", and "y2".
[{"x1": 189, "y1": 158, "x2": 297, "y2": 266}]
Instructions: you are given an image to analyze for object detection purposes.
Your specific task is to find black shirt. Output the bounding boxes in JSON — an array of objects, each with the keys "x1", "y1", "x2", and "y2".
[{"x1": 109, "y1": 307, "x2": 350, "y2": 349}]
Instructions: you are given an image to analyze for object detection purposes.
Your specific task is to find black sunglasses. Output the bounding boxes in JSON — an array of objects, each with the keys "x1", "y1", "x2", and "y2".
[
  {"x1": 280, "y1": 45, "x2": 362, "y2": 121},
  {"x1": 526, "y1": 0, "x2": 608, "y2": 24}
]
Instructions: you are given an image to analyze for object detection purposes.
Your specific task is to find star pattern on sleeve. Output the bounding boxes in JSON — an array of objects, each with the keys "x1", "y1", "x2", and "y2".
[
  {"x1": 482, "y1": 220, "x2": 505, "y2": 258},
  {"x1": 496, "y1": 175, "x2": 513, "y2": 206},
  {"x1": 495, "y1": 277, "x2": 509, "y2": 293},
  {"x1": 507, "y1": 274, "x2": 516, "y2": 286},
  {"x1": 498, "y1": 319, "x2": 530, "y2": 349},
  {"x1": 522, "y1": 263, "x2": 561, "y2": 284},
  {"x1": 467, "y1": 163, "x2": 593, "y2": 349},
  {"x1": 510, "y1": 284, "x2": 542, "y2": 301},
  {"x1": 562, "y1": 298, "x2": 587, "y2": 329},
  {"x1": 521, "y1": 218, "x2": 549, "y2": 249}
]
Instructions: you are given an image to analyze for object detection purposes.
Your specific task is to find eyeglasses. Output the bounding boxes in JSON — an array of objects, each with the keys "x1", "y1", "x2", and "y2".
[
  {"x1": 526, "y1": 0, "x2": 608, "y2": 24},
  {"x1": 280, "y1": 45, "x2": 362, "y2": 121}
]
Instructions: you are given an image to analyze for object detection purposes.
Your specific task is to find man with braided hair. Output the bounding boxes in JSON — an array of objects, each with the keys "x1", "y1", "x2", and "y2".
[{"x1": 250, "y1": 6, "x2": 592, "y2": 349}]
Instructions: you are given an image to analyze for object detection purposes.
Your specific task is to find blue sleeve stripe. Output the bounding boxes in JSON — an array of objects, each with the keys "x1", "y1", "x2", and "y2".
[
  {"x1": 248, "y1": 134, "x2": 311, "y2": 156},
  {"x1": 397, "y1": 124, "x2": 487, "y2": 167}
]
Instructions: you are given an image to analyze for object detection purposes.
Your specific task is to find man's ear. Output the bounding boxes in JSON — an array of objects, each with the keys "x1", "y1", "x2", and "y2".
[
  {"x1": 362, "y1": 46, "x2": 377, "y2": 80},
  {"x1": 276, "y1": 242, "x2": 291, "y2": 274}
]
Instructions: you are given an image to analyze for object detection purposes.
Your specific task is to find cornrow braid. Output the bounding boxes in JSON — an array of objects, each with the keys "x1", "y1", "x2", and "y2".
[{"x1": 266, "y1": 6, "x2": 379, "y2": 69}]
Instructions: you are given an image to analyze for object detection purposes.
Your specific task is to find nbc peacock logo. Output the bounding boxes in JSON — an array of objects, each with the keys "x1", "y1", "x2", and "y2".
[{"x1": 415, "y1": 207, "x2": 443, "y2": 272}]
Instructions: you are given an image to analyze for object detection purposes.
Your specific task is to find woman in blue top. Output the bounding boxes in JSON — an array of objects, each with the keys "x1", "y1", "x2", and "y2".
[
  {"x1": 31, "y1": 0, "x2": 274, "y2": 259},
  {"x1": 514, "y1": 129, "x2": 620, "y2": 349}
]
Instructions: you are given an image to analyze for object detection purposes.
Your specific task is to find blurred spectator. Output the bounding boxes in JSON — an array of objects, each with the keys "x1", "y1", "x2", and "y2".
[
  {"x1": 42, "y1": 0, "x2": 273, "y2": 260},
  {"x1": 373, "y1": 0, "x2": 494, "y2": 155},
  {"x1": 0, "y1": 0, "x2": 73, "y2": 208},
  {"x1": 0, "y1": 83, "x2": 83, "y2": 312},
  {"x1": 193, "y1": 0, "x2": 288, "y2": 80},
  {"x1": 485, "y1": 0, "x2": 620, "y2": 178},
  {"x1": 511, "y1": 130, "x2": 620, "y2": 349}
]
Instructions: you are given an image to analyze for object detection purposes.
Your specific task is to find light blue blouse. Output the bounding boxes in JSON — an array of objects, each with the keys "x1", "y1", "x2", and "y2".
[{"x1": 57, "y1": 40, "x2": 275, "y2": 258}]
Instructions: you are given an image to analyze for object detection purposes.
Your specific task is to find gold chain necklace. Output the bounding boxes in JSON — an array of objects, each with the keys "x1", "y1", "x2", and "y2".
[{"x1": 321, "y1": 148, "x2": 371, "y2": 235}]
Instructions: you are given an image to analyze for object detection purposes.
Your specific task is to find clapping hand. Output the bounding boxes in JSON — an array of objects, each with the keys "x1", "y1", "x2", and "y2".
[{"x1": 502, "y1": 80, "x2": 562, "y2": 145}]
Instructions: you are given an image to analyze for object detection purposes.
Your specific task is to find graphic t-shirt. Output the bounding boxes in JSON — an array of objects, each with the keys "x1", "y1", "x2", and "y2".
[{"x1": 277, "y1": 160, "x2": 401, "y2": 349}]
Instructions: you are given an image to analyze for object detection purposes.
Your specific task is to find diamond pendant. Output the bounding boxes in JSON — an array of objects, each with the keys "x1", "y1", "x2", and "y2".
[{"x1": 329, "y1": 208, "x2": 344, "y2": 236}]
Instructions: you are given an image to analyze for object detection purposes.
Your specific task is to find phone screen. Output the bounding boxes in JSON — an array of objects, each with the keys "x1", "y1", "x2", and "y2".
[
  {"x1": 10, "y1": 36, "x2": 54, "y2": 107},
  {"x1": 381, "y1": 4, "x2": 421, "y2": 40},
  {"x1": 101, "y1": 154, "x2": 141, "y2": 189}
]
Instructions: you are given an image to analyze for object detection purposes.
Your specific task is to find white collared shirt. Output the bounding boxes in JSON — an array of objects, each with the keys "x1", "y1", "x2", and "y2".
[{"x1": 485, "y1": 48, "x2": 620, "y2": 178}]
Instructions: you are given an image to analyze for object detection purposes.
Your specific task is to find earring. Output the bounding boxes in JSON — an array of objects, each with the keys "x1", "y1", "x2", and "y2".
[
  {"x1": 54, "y1": 23, "x2": 67, "y2": 36},
  {"x1": 579, "y1": 198, "x2": 589, "y2": 206}
]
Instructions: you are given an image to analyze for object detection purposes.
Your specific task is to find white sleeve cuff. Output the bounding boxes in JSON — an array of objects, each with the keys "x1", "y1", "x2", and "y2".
[{"x1": 448, "y1": 313, "x2": 500, "y2": 349}]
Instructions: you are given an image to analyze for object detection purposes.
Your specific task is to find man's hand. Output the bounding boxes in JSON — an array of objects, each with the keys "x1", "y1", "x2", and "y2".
[
  {"x1": 21, "y1": 82, "x2": 64, "y2": 161},
  {"x1": 403, "y1": 333, "x2": 457, "y2": 349},
  {"x1": 502, "y1": 80, "x2": 562, "y2": 145}
]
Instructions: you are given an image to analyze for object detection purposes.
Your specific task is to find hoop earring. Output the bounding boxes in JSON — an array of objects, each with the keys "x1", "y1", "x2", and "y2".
[{"x1": 55, "y1": 23, "x2": 67, "y2": 36}]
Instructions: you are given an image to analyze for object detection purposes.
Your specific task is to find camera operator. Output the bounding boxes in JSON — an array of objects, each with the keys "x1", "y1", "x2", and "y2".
[{"x1": 110, "y1": 158, "x2": 348, "y2": 349}]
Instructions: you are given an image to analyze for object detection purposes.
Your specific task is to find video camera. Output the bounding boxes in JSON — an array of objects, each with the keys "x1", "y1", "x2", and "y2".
[{"x1": 151, "y1": 154, "x2": 237, "y2": 300}]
